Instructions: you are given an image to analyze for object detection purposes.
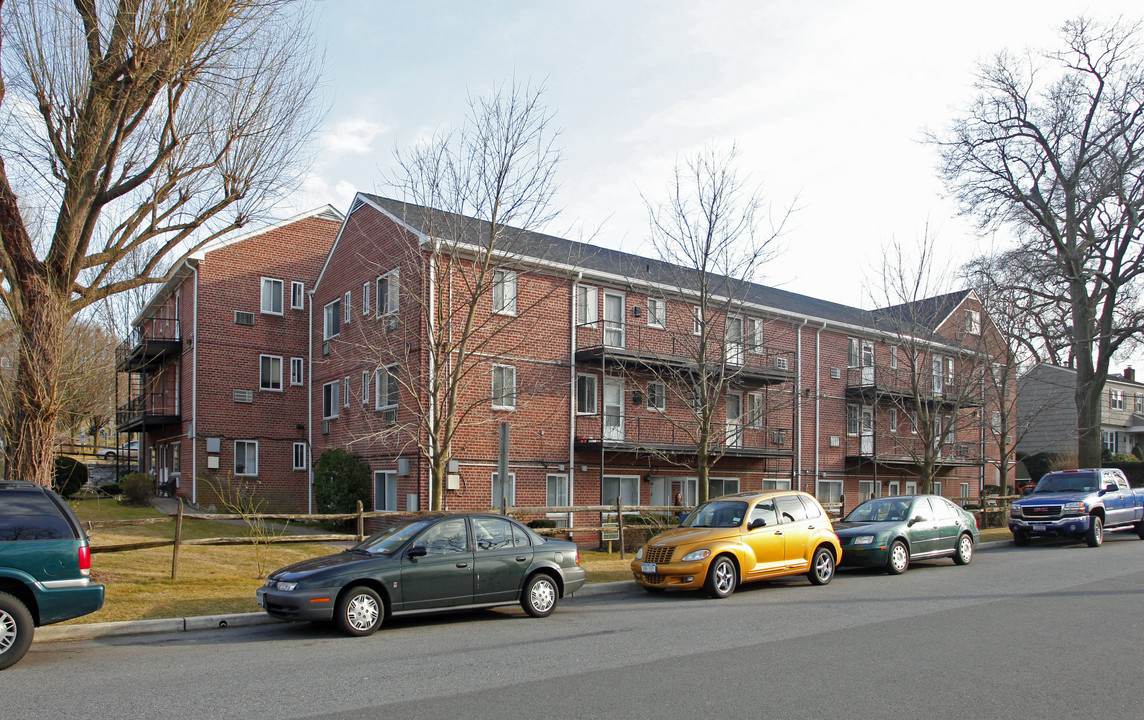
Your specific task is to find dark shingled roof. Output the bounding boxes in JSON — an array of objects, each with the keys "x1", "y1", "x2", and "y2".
[{"x1": 362, "y1": 194, "x2": 967, "y2": 335}]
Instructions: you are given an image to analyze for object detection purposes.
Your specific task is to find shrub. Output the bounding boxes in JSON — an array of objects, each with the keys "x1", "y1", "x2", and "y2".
[
  {"x1": 120, "y1": 472, "x2": 155, "y2": 505},
  {"x1": 313, "y1": 449, "x2": 371, "y2": 520},
  {"x1": 99, "y1": 482, "x2": 122, "y2": 496},
  {"x1": 52, "y1": 456, "x2": 89, "y2": 498},
  {"x1": 527, "y1": 519, "x2": 557, "y2": 529}
]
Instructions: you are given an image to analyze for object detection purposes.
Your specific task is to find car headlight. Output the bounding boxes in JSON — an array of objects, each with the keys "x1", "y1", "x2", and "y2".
[
  {"x1": 275, "y1": 581, "x2": 298, "y2": 592},
  {"x1": 1009, "y1": 506, "x2": 1021, "y2": 517},
  {"x1": 680, "y1": 549, "x2": 711, "y2": 562},
  {"x1": 1062, "y1": 502, "x2": 1086, "y2": 515},
  {"x1": 635, "y1": 547, "x2": 644, "y2": 560},
  {"x1": 852, "y1": 535, "x2": 875, "y2": 545}
]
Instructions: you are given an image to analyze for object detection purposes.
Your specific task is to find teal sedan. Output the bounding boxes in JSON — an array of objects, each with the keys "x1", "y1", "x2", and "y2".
[{"x1": 834, "y1": 494, "x2": 979, "y2": 574}]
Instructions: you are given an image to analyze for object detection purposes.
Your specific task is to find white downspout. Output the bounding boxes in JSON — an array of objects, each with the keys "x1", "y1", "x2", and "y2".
[
  {"x1": 192, "y1": 265, "x2": 199, "y2": 506},
  {"x1": 426, "y1": 241, "x2": 437, "y2": 512},
  {"x1": 307, "y1": 289, "x2": 314, "y2": 514},
  {"x1": 815, "y1": 322, "x2": 825, "y2": 491},
  {"x1": 569, "y1": 272, "x2": 582, "y2": 531},
  {"x1": 796, "y1": 319, "x2": 807, "y2": 491}
]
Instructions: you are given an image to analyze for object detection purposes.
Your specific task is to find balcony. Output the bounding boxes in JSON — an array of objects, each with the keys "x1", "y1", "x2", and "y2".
[
  {"x1": 843, "y1": 432, "x2": 983, "y2": 467},
  {"x1": 845, "y1": 365, "x2": 983, "y2": 408},
  {"x1": 116, "y1": 390, "x2": 181, "y2": 432},
  {"x1": 575, "y1": 321, "x2": 795, "y2": 387},
  {"x1": 574, "y1": 414, "x2": 794, "y2": 460},
  {"x1": 117, "y1": 317, "x2": 181, "y2": 372}
]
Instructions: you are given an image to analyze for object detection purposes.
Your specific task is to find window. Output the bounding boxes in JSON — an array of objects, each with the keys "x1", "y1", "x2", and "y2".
[
  {"x1": 492, "y1": 269, "x2": 517, "y2": 315},
  {"x1": 374, "y1": 471, "x2": 397, "y2": 511},
  {"x1": 910, "y1": 411, "x2": 918, "y2": 434},
  {"x1": 965, "y1": 309, "x2": 981, "y2": 335},
  {"x1": 859, "y1": 480, "x2": 877, "y2": 500},
  {"x1": 1102, "y1": 431, "x2": 1118, "y2": 453},
  {"x1": 235, "y1": 440, "x2": 258, "y2": 476},
  {"x1": 260, "y1": 278, "x2": 283, "y2": 315},
  {"x1": 375, "y1": 365, "x2": 399, "y2": 410},
  {"x1": 259, "y1": 355, "x2": 282, "y2": 391},
  {"x1": 577, "y1": 285, "x2": 598, "y2": 325},
  {"x1": 960, "y1": 482, "x2": 970, "y2": 499},
  {"x1": 647, "y1": 297, "x2": 665, "y2": 329},
  {"x1": 1136, "y1": 394, "x2": 1144, "y2": 413},
  {"x1": 709, "y1": 477, "x2": 740, "y2": 497},
  {"x1": 343, "y1": 376, "x2": 351, "y2": 408},
  {"x1": 692, "y1": 305, "x2": 702, "y2": 335},
  {"x1": 602, "y1": 475, "x2": 639, "y2": 505},
  {"x1": 377, "y1": 269, "x2": 399, "y2": 315},
  {"x1": 932, "y1": 481, "x2": 943, "y2": 497},
  {"x1": 889, "y1": 408, "x2": 898, "y2": 433},
  {"x1": 847, "y1": 338, "x2": 860, "y2": 367},
  {"x1": 290, "y1": 357, "x2": 304, "y2": 386},
  {"x1": 546, "y1": 474, "x2": 569, "y2": 506},
  {"x1": 410, "y1": 518, "x2": 468, "y2": 554},
  {"x1": 492, "y1": 365, "x2": 516, "y2": 410},
  {"x1": 846, "y1": 404, "x2": 860, "y2": 436},
  {"x1": 747, "y1": 318, "x2": 764, "y2": 352},
  {"x1": 323, "y1": 299, "x2": 341, "y2": 339},
  {"x1": 362, "y1": 371, "x2": 371, "y2": 405},
  {"x1": 747, "y1": 392, "x2": 764, "y2": 428},
  {"x1": 905, "y1": 481, "x2": 918, "y2": 495},
  {"x1": 343, "y1": 291, "x2": 352, "y2": 323},
  {"x1": 890, "y1": 346, "x2": 898, "y2": 369},
  {"x1": 991, "y1": 411, "x2": 1002, "y2": 434},
  {"x1": 290, "y1": 281, "x2": 305, "y2": 310},
  {"x1": 817, "y1": 480, "x2": 843, "y2": 507},
  {"x1": 761, "y1": 478, "x2": 790, "y2": 491},
  {"x1": 1109, "y1": 388, "x2": 1125, "y2": 410},
  {"x1": 473, "y1": 517, "x2": 516, "y2": 550},
  {"x1": 888, "y1": 481, "x2": 900, "y2": 496},
  {"x1": 491, "y1": 472, "x2": 516, "y2": 507},
  {"x1": 647, "y1": 381, "x2": 666, "y2": 411},
  {"x1": 322, "y1": 381, "x2": 340, "y2": 419},
  {"x1": 363, "y1": 282, "x2": 370, "y2": 316},
  {"x1": 576, "y1": 374, "x2": 597, "y2": 414},
  {"x1": 293, "y1": 443, "x2": 307, "y2": 471}
]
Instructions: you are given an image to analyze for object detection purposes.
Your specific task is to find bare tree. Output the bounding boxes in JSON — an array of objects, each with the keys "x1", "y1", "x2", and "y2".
[
  {"x1": 629, "y1": 144, "x2": 791, "y2": 504},
  {"x1": 933, "y1": 16, "x2": 1144, "y2": 467},
  {"x1": 358, "y1": 81, "x2": 565, "y2": 511},
  {"x1": 0, "y1": 0, "x2": 321, "y2": 485}
]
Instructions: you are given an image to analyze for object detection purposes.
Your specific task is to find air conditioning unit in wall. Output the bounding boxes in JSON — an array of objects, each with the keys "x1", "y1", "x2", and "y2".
[
  {"x1": 235, "y1": 311, "x2": 254, "y2": 326},
  {"x1": 386, "y1": 317, "x2": 399, "y2": 331},
  {"x1": 233, "y1": 389, "x2": 253, "y2": 403},
  {"x1": 321, "y1": 420, "x2": 330, "y2": 435},
  {"x1": 773, "y1": 357, "x2": 790, "y2": 371},
  {"x1": 321, "y1": 341, "x2": 330, "y2": 356},
  {"x1": 384, "y1": 408, "x2": 397, "y2": 425}
]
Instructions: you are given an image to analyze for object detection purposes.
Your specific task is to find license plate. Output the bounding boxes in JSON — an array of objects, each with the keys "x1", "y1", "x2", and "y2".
[
  {"x1": 641, "y1": 562, "x2": 657, "y2": 574},
  {"x1": 1032, "y1": 524, "x2": 1046, "y2": 532},
  {"x1": 256, "y1": 593, "x2": 265, "y2": 607}
]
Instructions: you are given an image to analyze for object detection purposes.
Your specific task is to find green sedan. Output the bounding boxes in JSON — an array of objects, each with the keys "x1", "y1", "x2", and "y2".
[{"x1": 834, "y1": 494, "x2": 979, "y2": 574}]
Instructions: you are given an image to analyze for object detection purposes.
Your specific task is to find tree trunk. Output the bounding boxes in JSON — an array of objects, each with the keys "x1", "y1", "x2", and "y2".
[{"x1": 1075, "y1": 376, "x2": 1102, "y2": 468}]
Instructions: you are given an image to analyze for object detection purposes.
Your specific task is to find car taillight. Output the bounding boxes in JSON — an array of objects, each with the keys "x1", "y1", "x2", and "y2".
[
  {"x1": 78, "y1": 545, "x2": 91, "y2": 577},
  {"x1": 574, "y1": 549, "x2": 580, "y2": 565}
]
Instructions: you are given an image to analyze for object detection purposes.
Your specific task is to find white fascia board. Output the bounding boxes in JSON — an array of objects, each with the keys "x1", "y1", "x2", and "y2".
[{"x1": 313, "y1": 194, "x2": 429, "y2": 291}]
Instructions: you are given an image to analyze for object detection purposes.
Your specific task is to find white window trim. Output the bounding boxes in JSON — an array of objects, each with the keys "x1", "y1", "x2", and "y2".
[
  {"x1": 491, "y1": 472, "x2": 517, "y2": 507},
  {"x1": 647, "y1": 381, "x2": 666, "y2": 411},
  {"x1": 362, "y1": 371, "x2": 371, "y2": 405},
  {"x1": 493, "y1": 269, "x2": 517, "y2": 316},
  {"x1": 344, "y1": 376, "x2": 351, "y2": 408},
  {"x1": 290, "y1": 281, "x2": 305, "y2": 310},
  {"x1": 260, "y1": 277, "x2": 284, "y2": 316},
  {"x1": 492, "y1": 364, "x2": 517, "y2": 410},
  {"x1": 377, "y1": 269, "x2": 400, "y2": 315},
  {"x1": 577, "y1": 284, "x2": 598, "y2": 325},
  {"x1": 290, "y1": 357, "x2": 304, "y2": 386},
  {"x1": 292, "y1": 442, "x2": 307, "y2": 471},
  {"x1": 374, "y1": 470, "x2": 398, "y2": 512},
  {"x1": 344, "y1": 291, "x2": 352, "y2": 324},
  {"x1": 375, "y1": 364, "x2": 400, "y2": 411},
  {"x1": 747, "y1": 317, "x2": 764, "y2": 353},
  {"x1": 235, "y1": 440, "x2": 258, "y2": 476},
  {"x1": 647, "y1": 297, "x2": 665, "y2": 329},
  {"x1": 323, "y1": 381, "x2": 340, "y2": 419},
  {"x1": 576, "y1": 373, "x2": 598, "y2": 415},
  {"x1": 546, "y1": 473, "x2": 569, "y2": 507},
  {"x1": 259, "y1": 354, "x2": 283, "y2": 391},
  {"x1": 692, "y1": 305, "x2": 702, "y2": 335},
  {"x1": 323, "y1": 299, "x2": 341, "y2": 340},
  {"x1": 363, "y1": 282, "x2": 371, "y2": 316}
]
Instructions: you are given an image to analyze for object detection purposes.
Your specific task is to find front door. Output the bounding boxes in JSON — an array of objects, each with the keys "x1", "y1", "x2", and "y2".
[
  {"x1": 726, "y1": 316, "x2": 745, "y2": 365},
  {"x1": 726, "y1": 393, "x2": 743, "y2": 447},
  {"x1": 860, "y1": 405, "x2": 874, "y2": 455},
  {"x1": 603, "y1": 377, "x2": 624, "y2": 441},
  {"x1": 401, "y1": 518, "x2": 474, "y2": 610}
]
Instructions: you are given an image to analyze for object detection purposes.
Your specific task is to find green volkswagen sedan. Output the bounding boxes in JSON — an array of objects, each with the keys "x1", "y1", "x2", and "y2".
[{"x1": 834, "y1": 494, "x2": 979, "y2": 574}]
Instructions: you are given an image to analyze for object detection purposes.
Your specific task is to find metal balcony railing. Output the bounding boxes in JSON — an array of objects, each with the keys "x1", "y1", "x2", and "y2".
[{"x1": 574, "y1": 413, "x2": 793, "y2": 455}]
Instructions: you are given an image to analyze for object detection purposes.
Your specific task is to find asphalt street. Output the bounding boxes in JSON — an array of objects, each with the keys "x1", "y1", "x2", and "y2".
[{"x1": 3, "y1": 533, "x2": 1142, "y2": 720}]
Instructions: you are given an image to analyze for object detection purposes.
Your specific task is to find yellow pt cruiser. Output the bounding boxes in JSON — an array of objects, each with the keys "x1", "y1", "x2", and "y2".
[{"x1": 632, "y1": 491, "x2": 842, "y2": 598}]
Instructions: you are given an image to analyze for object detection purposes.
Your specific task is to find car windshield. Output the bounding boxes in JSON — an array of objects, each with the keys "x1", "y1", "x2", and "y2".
[
  {"x1": 354, "y1": 519, "x2": 435, "y2": 555},
  {"x1": 1033, "y1": 472, "x2": 1098, "y2": 493},
  {"x1": 844, "y1": 498, "x2": 912, "y2": 523},
  {"x1": 682, "y1": 500, "x2": 748, "y2": 528}
]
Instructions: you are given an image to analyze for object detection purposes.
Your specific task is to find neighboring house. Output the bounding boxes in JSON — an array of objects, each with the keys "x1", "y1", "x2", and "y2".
[
  {"x1": 308, "y1": 194, "x2": 1010, "y2": 524},
  {"x1": 1017, "y1": 363, "x2": 1144, "y2": 457},
  {"x1": 115, "y1": 207, "x2": 343, "y2": 510}
]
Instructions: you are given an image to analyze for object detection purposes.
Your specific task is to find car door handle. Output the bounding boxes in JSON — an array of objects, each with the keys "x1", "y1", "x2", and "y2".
[
  {"x1": 775, "y1": 530, "x2": 784, "y2": 535},
  {"x1": 516, "y1": 556, "x2": 527, "y2": 562},
  {"x1": 807, "y1": 525, "x2": 815, "y2": 530},
  {"x1": 456, "y1": 562, "x2": 469, "y2": 568}
]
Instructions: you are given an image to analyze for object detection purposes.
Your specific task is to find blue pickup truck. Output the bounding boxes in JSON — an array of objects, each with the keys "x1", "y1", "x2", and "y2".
[{"x1": 1009, "y1": 468, "x2": 1144, "y2": 547}]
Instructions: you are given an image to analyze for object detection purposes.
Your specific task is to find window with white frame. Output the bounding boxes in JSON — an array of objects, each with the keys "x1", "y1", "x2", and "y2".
[
  {"x1": 1136, "y1": 394, "x2": 1144, "y2": 413},
  {"x1": 290, "y1": 357, "x2": 304, "y2": 386},
  {"x1": 322, "y1": 381, "x2": 340, "y2": 419},
  {"x1": 709, "y1": 477, "x2": 740, "y2": 497},
  {"x1": 889, "y1": 408, "x2": 898, "y2": 433},
  {"x1": 888, "y1": 481, "x2": 900, "y2": 496},
  {"x1": 910, "y1": 411, "x2": 919, "y2": 434},
  {"x1": 647, "y1": 297, "x2": 665, "y2": 329},
  {"x1": 323, "y1": 299, "x2": 341, "y2": 339},
  {"x1": 992, "y1": 411, "x2": 1002, "y2": 435},
  {"x1": 647, "y1": 381, "x2": 666, "y2": 411},
  {"x1": 602, "y1": 475, "x2": 639, "y2": 505},
  {"x1": 692, "y1": 305, "x2": 702, "y2": 335},
  {"x1": 933, "y1": 481, "x2": 942, "y2": 497},
  {"x1": 1109, "y1": 388, "x2": 1125, "y2": 410},
  {"x1": 261, "y1": 278, "x2": 283, "y2": 315},
  {"x1": 847, "y1": 338, "x2": 860, "y2": 367},
  {"x1": 747, "y1": 392, "x2": 764, "y2": 428},
  {"x1": 290, "y1": 281, "x2": 305, "y2": 310},
  {"x1": 960, "y1": 482, "x2": 970, "y2": 499},
  {"x1": 577, "y1": 285, "x2": 598, "y2": 325},
  {"x1": 492, "y1": 365, "x2": 516, "y2": 410},
  {"x1": 890, "y1": 346, "x2": 899, "y2": 369},
  {"x1": 343, "y1": 376, "x2": 350, "y2": 408},
  {"x1": 846, "y1": 404, "x2": 860, "y2": 436},
  {"x1": 343, "y1": 291, "x2": 352, "y2": 323},
  {"x1": 293, "y1": 442, "x2": 307, "y2": 470},
  {"x1": 747, "y1": 318, "x2": 764, "y2": 352},
  {"x1": 761, "y1": 478, "x2": 790, "y2": 491},
  {"x1": 546, "y1": 474, "x2": 568, "y2": 507},
  {"x1": 817, "y1": 480, "x2": 843, "y2": 506},
  {"x1": 260, "y1": 355, "x2": 282, "y2": 391},
  {"x1": 235, "y1": 440, "x2": 258, "y2": 476},
  {"x1": 362, "y1": 371, "x2": 371, "y2": 405},
  {"x1": 859, "y1": 480, "x2": 877, "y2": 500},
  {"x1": 491, "y1": 472, "x2": 516, "y2": 507},
  {"x1": 576, "y1": 374, "x2": 597, "y2": 414},
  {"x1": 374, "y1": 471, "x2": 397, "y2": 512},
  {"x1": 377, "y1": 269, "x2": 399, "y2": 315},
  {"x1": 905, "y1": 481, "x2": 918, "y2": 495},
  {"x1": 375, "y1": 365, "x2": 399, "y2": 410},
  {"x1": 362, "y1": 282, "x2": 370, "y2": 316},
  {"x1": 965, "y1": 309, "x2": 981, "y2": 335},
  {"x1": 1102, "y1": 430, "x2": 1118, "y2": 453},
  {"x1": 492, "y1": 269, "x2": 517, "y2": 315}
]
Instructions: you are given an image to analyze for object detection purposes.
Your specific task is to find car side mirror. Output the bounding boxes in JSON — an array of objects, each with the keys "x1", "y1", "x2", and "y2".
[
  {"x1": 1103, "y1": 484, "x2": 1118, "y2": 493},
  {"x1": 406, "y1": 546, "x2": 428, "y2": 559},
  {"x1": 907, "y1": 516, "x2": 924, "y2": 527},
  {"x1": 748, "y1": 518, "x2": 767, "y2": 531}
]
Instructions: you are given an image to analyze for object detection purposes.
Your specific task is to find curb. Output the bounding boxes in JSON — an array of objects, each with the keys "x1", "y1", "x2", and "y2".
[{"x1": 34, "y1": 540, "x2": 1014, "y2": 644}]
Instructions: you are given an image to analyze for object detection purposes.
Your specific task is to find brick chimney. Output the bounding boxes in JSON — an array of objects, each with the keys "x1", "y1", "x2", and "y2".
[{"x1": 1125, "y1": 366, "x2": 1136, "y2": 382}]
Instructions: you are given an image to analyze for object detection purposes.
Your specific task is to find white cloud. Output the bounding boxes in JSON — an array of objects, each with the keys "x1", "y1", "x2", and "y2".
[{"x1": 323, "y1": 118, "x2": 387, "y2": 155}]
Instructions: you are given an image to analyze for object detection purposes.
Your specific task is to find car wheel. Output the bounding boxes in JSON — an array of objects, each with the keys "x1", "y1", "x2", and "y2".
[
  {"x1": 887, "y1": 540, "x2": 909, "y2": 575},
  {"x1": 1136, "y1": 522, "x2": 1144, "y2": 540},
  {"x1": 953, "y1": 533, "x2": 974, "y2": 565},
  {"x1": 704, "y1": 556, "x2": 737, "y2": 598},
  {"x1": 807, "y1": 546, "x2": 835, "y2": 586},
  {"x1": 1085, "y1": 515, "x2": 1103, "y2": 547},
  {"x1": 335, "y1": 586, "x2": 383, "y2": 637},
  {"x1": 0, "y1": 592, "x2": 34, "y2": 671},
  {"x1": 521, "y1": 573, "x2": 559, "y2": 618},
  {"x1": 1012, "y1": 530, "x2": 1029, "y2": 546},
  {"x1": 103, "y1": 451, "x2": 115, "y2": 462}
]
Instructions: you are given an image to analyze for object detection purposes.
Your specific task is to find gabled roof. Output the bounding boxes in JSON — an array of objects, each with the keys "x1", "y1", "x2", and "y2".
[
  {"x1": 871, "y1": 290, "x2": 974, "y2": 334},
  {"x1": 349, "y1": 193, "x2": 973, "y2": 339}
]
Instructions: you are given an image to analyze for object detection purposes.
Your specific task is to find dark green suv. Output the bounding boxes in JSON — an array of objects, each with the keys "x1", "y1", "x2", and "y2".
[{"x1": 0, "y1": 481, "x2": 104, "y2": 670}]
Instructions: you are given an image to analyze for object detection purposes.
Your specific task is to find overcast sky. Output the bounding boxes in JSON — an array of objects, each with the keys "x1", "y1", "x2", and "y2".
[{"x1": 289, "y1": 0, "x2": 1140, "y2": 313}]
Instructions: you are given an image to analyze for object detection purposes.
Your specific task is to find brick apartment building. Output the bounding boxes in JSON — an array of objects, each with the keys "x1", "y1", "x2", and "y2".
[
  {"x1": 308, "y1": 194, "x2": 1010, "y2": 525},
  {"x1": 116, "y1": 206, "x2": 343, "y2": 509},
  {"x1": 121, "y1": 195, "x2": 1009, "y2": 521}
]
